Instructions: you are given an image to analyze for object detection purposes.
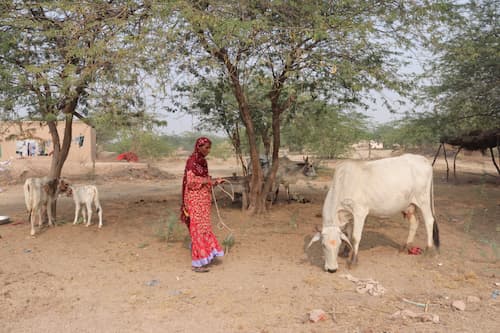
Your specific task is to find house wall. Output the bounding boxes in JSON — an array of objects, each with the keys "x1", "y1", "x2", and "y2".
[{"x1": 0, "y1": 121, "x2": 96, "y2": 164}]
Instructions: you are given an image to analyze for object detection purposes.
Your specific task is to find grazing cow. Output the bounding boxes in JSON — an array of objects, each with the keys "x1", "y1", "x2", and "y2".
[
  {"x1": 66, "y1": 185, "x2": 103, "y2": 228},
  {"x1": 308, "y1": 154, "x2": 439, "y2": 273},
  {"x1": 24, "y1": 177, "x2": 69, "y2": 236}
]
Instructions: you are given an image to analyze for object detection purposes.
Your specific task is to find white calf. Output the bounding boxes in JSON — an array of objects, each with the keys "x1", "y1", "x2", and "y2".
[
  {"x1": 67, "y1": 185, "x2": 103, "y2": 228},
  {"x1": 24, "y1": 177, "x2": 69, "y2": 236}
]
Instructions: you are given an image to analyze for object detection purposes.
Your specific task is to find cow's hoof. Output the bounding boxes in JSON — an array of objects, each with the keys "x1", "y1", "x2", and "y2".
[
  {"x1": 347, "y1": 257, "x2": 358, "y2": 269},
  {"x1": 424, "y1": 247, "x2": 439, "y2": 257},
  {"x1": 327, "y1": 268, "x2": 337, "y2": 273},
  {"x1": 399, "y1": 244, "x2": 409, "y2": 253}
]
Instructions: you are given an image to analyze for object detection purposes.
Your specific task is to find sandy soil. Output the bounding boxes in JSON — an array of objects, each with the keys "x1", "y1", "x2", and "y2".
[{"x1": 0, "y1": 152, "x2": 499, "y2": 333}]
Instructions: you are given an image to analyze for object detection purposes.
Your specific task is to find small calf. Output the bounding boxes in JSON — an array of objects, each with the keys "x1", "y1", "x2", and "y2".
[{"x1": 66, "y1": 185, "x2": 103, "y2": 228}]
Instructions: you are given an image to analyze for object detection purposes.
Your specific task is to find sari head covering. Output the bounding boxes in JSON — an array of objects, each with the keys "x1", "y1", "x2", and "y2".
[{"x1": 180, "y1": 137, "x2": 212, "y2": 227}]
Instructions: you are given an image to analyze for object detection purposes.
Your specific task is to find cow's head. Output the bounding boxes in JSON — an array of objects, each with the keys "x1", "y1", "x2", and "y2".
[
  {"x1": 299, "y1": 156, "x2": 317, "y2": 177},
  {"x1": 44, "y1": 178, "x2": 70, "y2": 196},
  {"x1": 58, "y1": 178, "x2": 70, "y2": 193},
  {"x1": 308, "y1": 225, "x2": 352, "y2": 273}
]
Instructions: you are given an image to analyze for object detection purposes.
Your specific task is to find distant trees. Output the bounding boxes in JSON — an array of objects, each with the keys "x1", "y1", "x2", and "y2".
[
  {"x1": 282, "y1": 100, "x2": 369, "y2": 158},
  {"x1": 372, "y1": 117, "x2": 440, "y2": 150}
]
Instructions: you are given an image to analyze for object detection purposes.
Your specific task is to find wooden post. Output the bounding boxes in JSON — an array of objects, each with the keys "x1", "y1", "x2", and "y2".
[
  {"x1": 432, "y1": 143, "x2": 442, "y2": 166},
  {"x1": 489, "y1": 147, "x2": 500, "y2": 174},
  {"x1": 453, "y1": 146, "x2": 462, "y2": 179},
  {"x1": 443, "y1": 144, "x2": 449, "y2": 181}
]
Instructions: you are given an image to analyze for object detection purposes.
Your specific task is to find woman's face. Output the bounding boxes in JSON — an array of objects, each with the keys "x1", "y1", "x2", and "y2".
[{"x1": 198, "y1": 142, "x2": 211, "y2": 156}]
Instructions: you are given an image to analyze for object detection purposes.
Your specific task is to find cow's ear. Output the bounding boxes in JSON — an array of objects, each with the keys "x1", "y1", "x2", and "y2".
[
  {"x1": 340, "y1": 232, "x2": 353, "y2": 249},
  {"x1": 307, "y1": 232, "x2": 321, "y2": 249}
]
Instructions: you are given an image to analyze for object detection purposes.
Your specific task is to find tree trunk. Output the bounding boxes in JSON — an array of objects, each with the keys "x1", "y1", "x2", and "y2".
[
  {"x1": 46, "y1": 113, "x2": 75, "y2": 222},
  {"x1": 228, "y1": 124, "x2": 247, "y2": 176},
  {"x1": 219, "y1": 51, "x2": 267, "y2": 214},
  {"x1": 262, "y1": 128, "x2": 271, "y2": 159}
]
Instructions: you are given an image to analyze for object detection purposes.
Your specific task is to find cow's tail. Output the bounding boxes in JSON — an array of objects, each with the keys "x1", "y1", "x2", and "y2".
[
  {"x1": 93, "y1": 187, "x2": 101, "y2": 213},
  {"x1": 23, "y1": 180, "x2": 32, "y2": 221},
  {"x1": 431, "y1": 176, "x2": 440, "y2": 249}
]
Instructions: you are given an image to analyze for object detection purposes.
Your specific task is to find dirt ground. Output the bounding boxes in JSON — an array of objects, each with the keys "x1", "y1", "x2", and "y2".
[{"x1": 0, "y1": 151, "x2": 499, "y2": 333}]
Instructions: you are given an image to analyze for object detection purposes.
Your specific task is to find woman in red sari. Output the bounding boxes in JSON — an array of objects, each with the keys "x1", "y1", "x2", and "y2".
[{"x1": 181, "y1": 137, "x2": 224, "y2": 272}]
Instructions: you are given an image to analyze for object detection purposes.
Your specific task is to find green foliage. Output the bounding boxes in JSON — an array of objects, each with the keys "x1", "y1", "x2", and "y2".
[
  {"x1": 373, "y1": 116, "x2": 441, "y2": 149},
  {"x1": 104, "y1": 130, "x2": 174, "y2": 160},
  {"x1": 0, "y1": 1, "x2": 159, "y2": 178},
  {"x1": 163, "y1": 0, "x2": 457, "y2": 164},
  {"x1": 153, "y1": 210, "x2": 185, "y2": 243},
  {"x1": 282, "y1": 100, "x2": 369, "y2": 158},
  {"x1": 0, "y1": 1, "x2": 152, "y2": 120},
  {"x1": 210, "y1": 140, "x2": 234, "y2": 160},
  {"x1": 420, "y1": 0, "x2": 500, "y2": 134},
  {"x1": 161, "y1": 132, "x2": 228, "y2": 152},
  {"x1": 162, "y1": 0, "x2": 459, "y2": 212},
  {"x1": 222, "y1": 234, "x2": 235, "y2": 254}
]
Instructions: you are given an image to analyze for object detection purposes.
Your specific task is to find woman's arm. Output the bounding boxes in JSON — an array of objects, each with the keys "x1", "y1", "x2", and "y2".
[{"x1": 186, "y1": 170, "x2": 210, "y2": 190}]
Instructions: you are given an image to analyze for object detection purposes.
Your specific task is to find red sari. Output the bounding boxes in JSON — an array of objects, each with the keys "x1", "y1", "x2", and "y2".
[{"x1": 181, "y1": 138, "x2": 224, "y2": 267}]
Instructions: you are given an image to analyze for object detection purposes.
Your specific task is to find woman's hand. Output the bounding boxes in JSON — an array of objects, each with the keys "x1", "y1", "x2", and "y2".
[{"x1": 212, "y1": 178, "x2": 225, "y2": 186}]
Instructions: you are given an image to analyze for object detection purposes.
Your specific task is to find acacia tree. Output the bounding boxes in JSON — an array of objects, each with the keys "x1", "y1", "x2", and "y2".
[
  {"x1": 421, "y1": 0, "x2": 499, "y2": 134},
  {"x1": 282, "y1": 100, "x2": 369, "y2": 158},
  {"x1": 0, "y1": 1, "x2": 153, "y2": 179},
  {"x1": 172, "y1": 75, "x2": 273, "y2": 174},
  {"x1": 162, "y1": 0, "x2": 456, "y2": 214}
]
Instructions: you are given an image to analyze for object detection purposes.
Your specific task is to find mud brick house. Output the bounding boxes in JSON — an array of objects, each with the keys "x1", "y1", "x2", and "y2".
[{"x1": 0, "y1": 121, "x2": 96, "y2": 164}]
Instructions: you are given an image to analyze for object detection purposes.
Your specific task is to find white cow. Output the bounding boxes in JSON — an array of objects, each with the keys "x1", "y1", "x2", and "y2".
[
  {"x1": 24, "y1": 177, "x2": 69, "y2": 236},
  {"x1": 66, "y1": 184, "x2": 103, "y2": 228},
  {"x1": 309, "y1": 154, "x2": 440, "y2": 273}
]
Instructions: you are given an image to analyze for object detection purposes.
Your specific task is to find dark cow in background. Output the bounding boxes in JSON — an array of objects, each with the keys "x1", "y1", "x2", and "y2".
[
  {"x1": 273, "y1": 156, "x2": 316, "y2": 203},
  {"x1": 247, "y1": 155, "x2": 317, "y2": 203},
  {"x1": 309, "y1": 154, "x2": 439, "y2": 273}
]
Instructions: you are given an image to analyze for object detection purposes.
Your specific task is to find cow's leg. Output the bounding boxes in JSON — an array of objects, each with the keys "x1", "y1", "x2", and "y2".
[
  {"x1": 30, "y1": 209, "x2": 36, "y2": 236},
  {"x1": 73, "y1": 203, "x2": 81, "y2": 224},
  {"x1": 37, "y1": 207, "x2": 43, "y2": 227},
  {"x1": 419, "y1": 204, "x2": 438, "y2": 255},
  {"x1": 339, "y1": 223, "x2": 353, "y2": 258},
  {"x1": 348, "y1": 211, "x2": 368, "y2": 267},
  {"x1": 85, "y1": 201, "x2": 92, "y2": 227},
  {"x1": 286, "y1": 184, "x2": 291, "y2": 203},
  {"x1": 47, "y1": 200, "x2": 54, "y2": 227},
  {"x1": 273, "y1": 184, "x2": 279, "y2": 204},
  {"x1": 81, "y1": 205, "x2": 87, "y2": 225},
  {"x1": 401, "y1": 204, "x2": 418, "y2": 251},
  {"x1": 97, "y1": 204, "x2": 103, "y2": 228}
]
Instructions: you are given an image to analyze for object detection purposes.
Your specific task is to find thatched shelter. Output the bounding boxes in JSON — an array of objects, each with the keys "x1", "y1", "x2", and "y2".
[{"x1": 432, "y1": 128, "x2": 500, "y2": 179}]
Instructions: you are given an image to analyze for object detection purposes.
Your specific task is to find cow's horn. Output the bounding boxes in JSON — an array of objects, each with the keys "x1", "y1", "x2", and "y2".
[
  {"x1": 307, "y1": 232, "x2": 321, "y2": 249},
  {"x1": 340, "y1": 232, "x2": 353, "y2": 249}
]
